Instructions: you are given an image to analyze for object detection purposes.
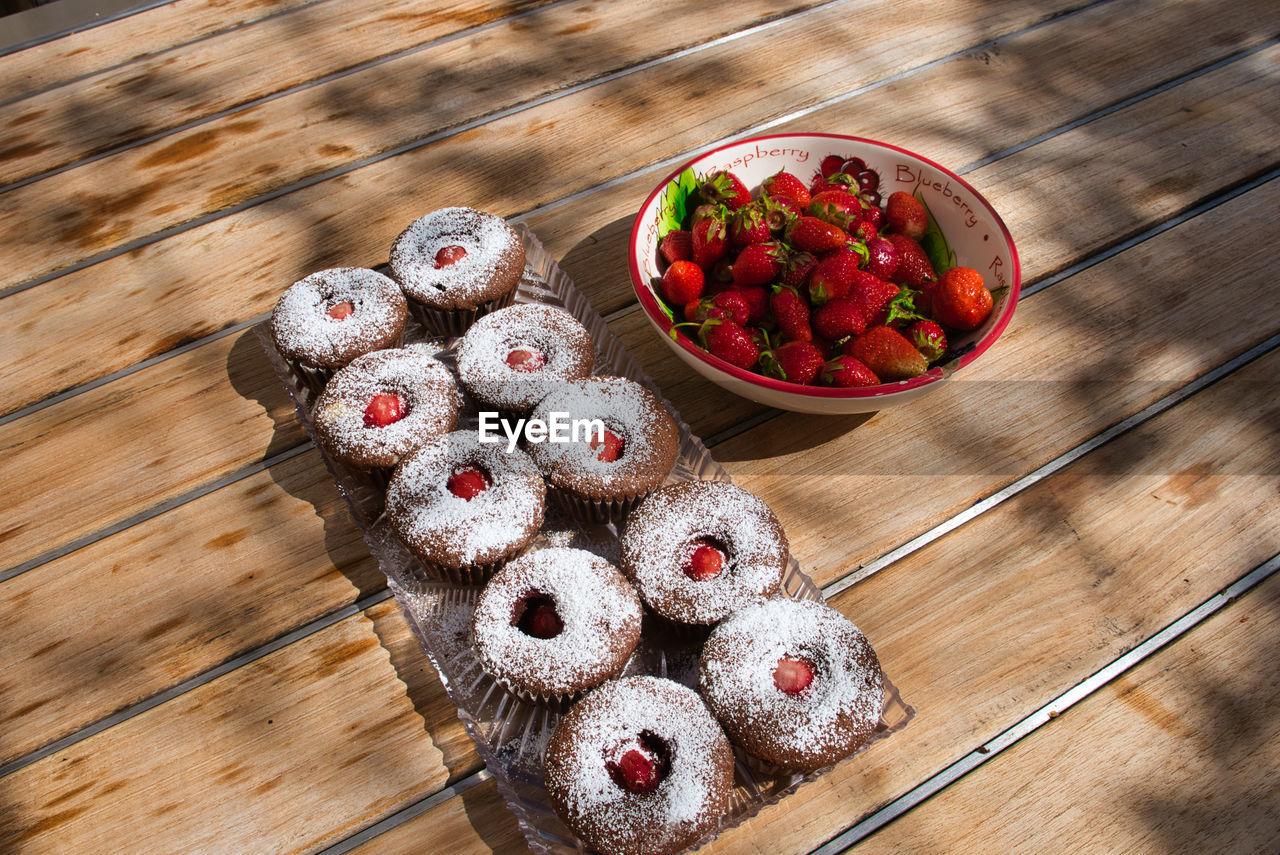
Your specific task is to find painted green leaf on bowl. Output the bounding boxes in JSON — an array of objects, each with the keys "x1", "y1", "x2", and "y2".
[
  {"x1": 914, "y1": 188, "x2": 957, "y2": 276},
  {"x1": 656, "y1": 167, "x2": 700, "y2": 239}
]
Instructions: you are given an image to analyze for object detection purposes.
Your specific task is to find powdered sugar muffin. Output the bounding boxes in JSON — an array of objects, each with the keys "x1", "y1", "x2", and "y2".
[
  {"x1": 312, "y1": 345, "x2": 461, "y2": 484},
  {"x1": 525, "y1": 376, "x2": 680, "y2": 524},
  {"x1": 699, "y1": 598, "x2": 884, "y2": 775},
  {"x1": 544, "y1": 676, "x2": 734, "y2": 855},
  {"x1": 455, "y1": 302, "x2": 595, "y2": 414},
  {"x1": 270, "y1": 267, "x2": 408, "y2": 394},
  {"x1": 470, "y1": 547, "x2": 642, "y2": 709},
  {"x1": 389, "y1": 207, "x2": 525, "y2": 336},
  {"x1": 385, "y1": 430, "x2": 546, "y2": 585},
  {"x1": 619, "y1": 480, "x2": 788, "y2": 631}
]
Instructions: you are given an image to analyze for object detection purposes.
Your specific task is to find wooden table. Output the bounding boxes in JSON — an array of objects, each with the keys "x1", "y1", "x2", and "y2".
[{"x1": 2, "y1": 0, "x2": 1278, "y2": 851}]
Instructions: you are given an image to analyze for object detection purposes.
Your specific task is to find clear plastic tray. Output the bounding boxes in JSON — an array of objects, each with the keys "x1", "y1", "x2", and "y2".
[{"x1": 258, "y1": 224, "x2": 914, "y2": 853}]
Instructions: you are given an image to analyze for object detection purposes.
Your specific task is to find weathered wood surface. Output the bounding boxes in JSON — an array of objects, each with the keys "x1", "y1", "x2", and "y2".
[{"x1": 2, "y1": 0, "x2": 1277, "y2": 850}]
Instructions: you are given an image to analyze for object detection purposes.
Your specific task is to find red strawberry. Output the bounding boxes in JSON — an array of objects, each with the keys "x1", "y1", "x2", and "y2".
[
  {"x1": 773, "y1": 657, "x2": 815, "y2": 695},
  {"x1": 730, "y1": 203, "x2": 771, "y2": 247},
  {"x1": 932, "y1": 266, "x2": 993, "y2": 331},
  {"x1": 885, "y1": 191, "x2": 928, "y2": 239},
  {"x1": 762, "y1": 340, "x2": 825, "y2": 385},
  {"x1": 846, "y1": 271, "x2": 902, "y2": 329},
  {"x1": 517, "y1": 595, "x2": 562, "y2": 639},
  {"x1": 862, "y1": 204, "x2": 884, "y2": 232},
  {"x1": 702, "y1": 170, "x2": 751, "y2": 210},
  {"x1": 660, "y1": 259, "x2": 704, "y2": 306},
  {"x1": 326, "y1": 301, "x2": 354, "y2": 320},
  {"x1": 609, "y1": 748, "x2": 661, "y2": 794},
  {"x1": 786, "y1": 216, "x2": 847, "y2": 253},
  {"x1": 731, "y1": 285, "x2": 770, "y2": 325},
  {"x1": 781, "y1": 250, "x2": 817, "y2": 290},
  {"x1": 770, "y1": 286, "x2": 812, "y2": 342},
  {"x1": 363, "y1": 392, "x2": 407, "y2": 428},
  {"x1": 807, "y1": 246, "x2": 862, "y2": 304},
  {"x1": 820, "y1": 355, "x2": 880, "y2": 388},
  {"x1": 684, "y1": 539, "x2": 724, "y2": 580},
  {"x1": 886, "y1": 233, "x2": 936, "y2": 288},
  {"x1": 658, "y1": 229, "x2": 693, "y2": 264},
  {"x1": 864, "y1": 236, "x2": 897, "y2": 280},
  {"x1": 703, "y1": 320, "x2": 759, "y2": 370},
  {"x1": 692, "y1": 216, "x2": 729, "y2": 270},
  {"x1": 807, "y1": 189, "x2": 863, "y2": 230},
  {"x1": 845, "y1": 325, "x2": 928, "y2": 380},
  {"x1": 731, "y1": 242, "x2": 783, "y2": 286},
  {"x1": 762, "y1": 170, "x2": 811, "y2": 208},
  {"x1": 812, "y1": 298, "x2": 864, "y2": 341},
  {"x1": 848, "y1": 217, "x2": 878, "y2": 243},
  {"x1": 685, "y1": 290, "x2": 750, "y2": 325},
  {"x1": 447, "y1": 465, "x2": 488, "y2": 499},
  {"x1": 590, "y1": 429, "x2": 626, "y2": 462},
  {"x1": 761, "y1": 194, "x2": 801, "y2": 234},
  {"x1": 434, "y1": 244, "x2": 467, "y2": 267},
  {"x1": 505, "y1": 347, "x2": 545, "y2": 372},
  {"x1": 907, "y1": 319, "x2": 947, "y2": 363}
]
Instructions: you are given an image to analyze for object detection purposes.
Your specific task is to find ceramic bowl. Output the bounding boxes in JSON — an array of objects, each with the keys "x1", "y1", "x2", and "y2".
[{"x1": 628, "y1": 132, "x2": 1021, "y2": 414}]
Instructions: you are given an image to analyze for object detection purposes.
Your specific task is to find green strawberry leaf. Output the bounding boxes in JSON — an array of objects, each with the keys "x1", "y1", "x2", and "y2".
[
  {"x1": 915, "y1": 188, "x2": 958, "y2": 275},
  {"x1": 657, "y1": 168, "x2": 700, "y2": 239}
]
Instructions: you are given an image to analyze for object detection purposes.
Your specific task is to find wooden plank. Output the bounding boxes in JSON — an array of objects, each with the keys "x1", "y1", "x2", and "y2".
[
  {"x1": 0, "y1": 0, "x2": 822, "y2": 187},
  {"x1": 356, "y1": 322, "x2": 1280, "y2": 855},
  {"x1": 0, "y1": 0, "x2": 322, "y2": 101},
  {"x1": 849, "y1": 573, "x2": 1280, "y2": 854},
  {"x1": 0, "y1": 599, "x2": 476, "y2": 854},
  {"x1": 0, "y1": 450, "x2": 385, "y2": 768},
  {"x1": 3, "y1": 0, "x2": 1276, "y2": 416}
]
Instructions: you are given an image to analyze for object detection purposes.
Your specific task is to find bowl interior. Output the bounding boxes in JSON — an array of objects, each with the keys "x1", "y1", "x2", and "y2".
[{"x1": 629, "y1": 133, "x2": 1020, "y2": 408}]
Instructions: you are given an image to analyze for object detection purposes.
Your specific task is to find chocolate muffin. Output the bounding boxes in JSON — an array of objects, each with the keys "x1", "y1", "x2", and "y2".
[
  {"x1": 470, "y1": 547, "x2": 642, "y2": 709},
  {"x1": 544, "y1": 676, "x2": 734, "y2": 855},
  {"x1": 455, "y1": 302, "x2": 595, "y2": 414},
  {"x1": 270, "y1": 267, "x2": 408, "y2": 394},
  {"x1": 524, "y1": 376, "x2": 680, "y2": 524},
  {"x1": 619, "y1": 480, "x2": 788, "y2": 632},
  {"x1": 699, "y1": 597, "x2": 884, "y2": 775},
  {"x1": 389, "y1": 207, "x2": 525, "y2": 336},
  {"x1": 312, "y1": 345, "x2": 461, "y2": 484},
  {"x1": 385, "y1": 430, "x2": 545, "y2": 585}
]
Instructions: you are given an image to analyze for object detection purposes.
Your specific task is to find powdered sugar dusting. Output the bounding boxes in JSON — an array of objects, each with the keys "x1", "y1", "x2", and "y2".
[
  {"x1": 699, "y1": 598, "x2": 883, "y2": 769},
  {"x1": 270, "y1": 267, "x2": 406, "y2": 367},
  {"x1": 386, "y1": 430, "x2": 545, "y2": 568},
  {"x1": 526, "y1": 376, "x2": 679, "y2": 500},
  {"x1": 619, "y1": 481, "x2": 788, "y2": 625},
  {"x1": 390, "y1": 207, "x2": 523, "y2": 309},
  {"x1": 456, "y1": 303, "x2": 595, "y2": 411},
  {"x1": 313, "y1": 345, "x2": 461, "y2": 470},
  {"x1": 545, "y1": 676, "x2": 733, "y2": 855},
  {"x1": 471, "y1": 548, "x2": 642, "y2": 697}
]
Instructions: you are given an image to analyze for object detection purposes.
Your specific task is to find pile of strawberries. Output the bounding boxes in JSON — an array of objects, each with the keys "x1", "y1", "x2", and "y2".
[{"x1": 653, "y1": 155, "x2": 993, "y2": 388}]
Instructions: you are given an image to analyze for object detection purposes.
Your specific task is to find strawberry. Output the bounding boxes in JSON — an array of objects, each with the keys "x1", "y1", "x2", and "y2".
[
  {"x1": 932, "y1": 266, "x2": 993, "y2": 331},
  {"x1": 363, "y1": 392, "x2": 407, "y2": 428},
  {"x1": 781, "y1": 250, "x2": 817, "y2": 289},
  {"x1": 907, "y1": 319, "x2": 947, "y2": 363},
  {"x1": 732, "y1": 285, "x2": 770, "y2": 325},
  {"x1": 702, "y1": 320, "x2": 759, "y2": 370},
  {"x1": 609, "y1": 748, "x2": 661, "y2": 794},
  {"x1": 885, "y1": 233, "x2": 936, "y2": 288},
  {"x1": 729, "y1": 203, "x2": 771, "y2": 246},
  {"x1": 516, "y1": 595, "x2": 562, "y2": 638},
  {"x1": 787, "y1": 216, "x2": 848, "y2": 254},
  {"x1": 762, "y1": 193, "x2": 801, "y2": 234},
  {"x1": 702, "y1": 170, "x2": 751, "y2": 210},
  {"x1": 590, "y1": 429, "x2": 626, "y2": 462},
  {"x1": 447, "y1": 465, "x2": 489, "y2": 499},
  {"x1": 770, "y1": 286, "x2": 812, "y2": 342},
  {"x1": 885, "y1": 191, "x2": 928, "y2": 239},
  {"x1": 846, "y1": 271, "x2": 901, "y2": 329},
  {"x1": 820, "y1": 355, "x2": 880, "y2": 388},
  {"x1": 685, "y1": 290, "x2": 750, "y2": 325},
  {"x1": 762, "y1": 169, "x2": 811, "y2": 208},
  {"x1": 848, "y1": 216, "x2": 878, "y2": 243},
  {"x1": 326, "y1": 301, "x2": 354, "y2": 320},
  {"x1": 761, "y1": 340, "x2": 825, "y2": 385},
  {"x1": 658, "y1": 229, "x2": 693, "y2": 264},
  {"x1": 812, "y1": 298, "x2": 864, "y2": 341},
  {"x1": 505, "y1": 347, "x2": 545, "y2": 372},
  {"x1": 434, "y1": 244, "x2": 467, "y2": 267},
  {"x1": 845, "y1": 325, "x2": 928, "y2": 380},
  {"x1": 864, "y1": 236, "x2": 897, "y2": 280},
  {"x1": 692, "y1": 215, "x2": 729, "y2": 270},
  {"x1": 862, "y1": 204, "x2": 884, "y2": 232},
  {"x1": 808, "y1": 246, "x2": 862, "y2": 304},
  {"x1": 684, "y1": 538, "x2": 724, "y2": 580},
  {"x1": 731, "y1": 242, "x2": 783, "y2": 286},
  {"x1": 807, "y1": 189, "x2": 863, "y2": 230},
  {"x1": 773, "y1": 657, "x2": 815, "y2": 695},
  {"x1": 660, "y1": 259, "x2": 704, "y2": 306}
]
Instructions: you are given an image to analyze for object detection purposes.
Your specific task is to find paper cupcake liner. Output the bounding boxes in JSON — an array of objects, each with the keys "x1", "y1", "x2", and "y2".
[
  {"x1": 398, "y1": 557, "x2": 507, "y2": 589},
  {"x1": 546, "y1": 485, "x2": 652, "y2": 526},
  {"x1": 489, "y1": 673, "x2": 582, "y2": 713},
  {"x1": 407, "y1": 287, "x2": 519, "y2": 338},
  {"x1": 284, "y1": 358, "x2": 337, "y2": 398}
]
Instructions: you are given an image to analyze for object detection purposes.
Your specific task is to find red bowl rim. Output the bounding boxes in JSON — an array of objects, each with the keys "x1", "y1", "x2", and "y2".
[{"x1": 627, "y1": 132, "x2": 1021, "y2": 400}]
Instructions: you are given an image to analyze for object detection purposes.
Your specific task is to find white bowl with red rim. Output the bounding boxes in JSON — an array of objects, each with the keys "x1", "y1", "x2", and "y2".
[{"x1": 628, "y1": 132, "x2": 1021, "y2": 414}]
